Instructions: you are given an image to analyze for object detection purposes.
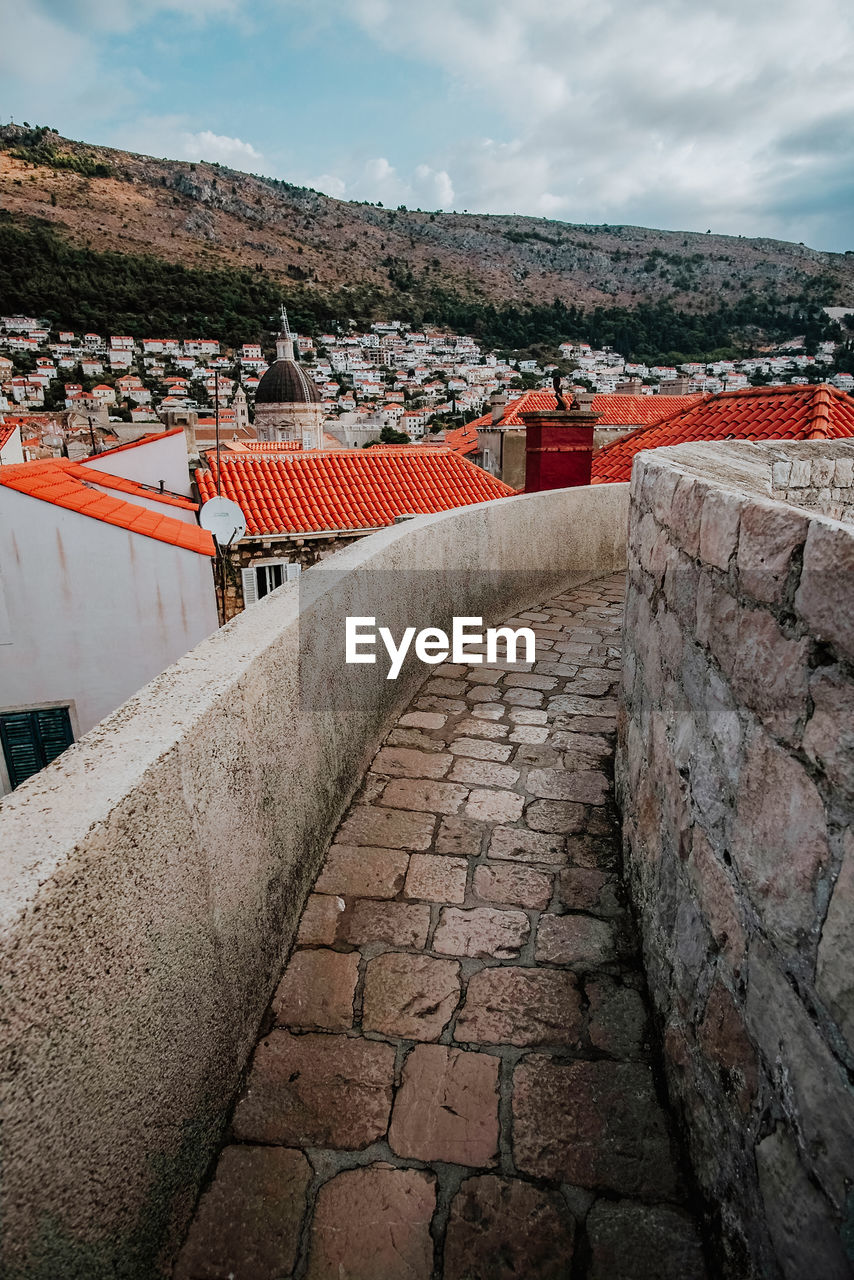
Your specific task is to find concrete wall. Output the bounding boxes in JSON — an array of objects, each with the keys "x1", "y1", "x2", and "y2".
[
  {"x1": 82, "y1": 429, "x2": 193, "y2": 497},
  {"x1": 0, "y1": 490, "x2": 218, "y2": 792},
  {"x1": 0, "y1": 481, "x2": 628, "y2": 1278},
  {"x1": 617, "y1": 441, "x2": 854, "y2": 1280}
]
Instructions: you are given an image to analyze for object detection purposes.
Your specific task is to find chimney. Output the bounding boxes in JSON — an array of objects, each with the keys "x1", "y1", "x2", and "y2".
[
  {"x1": 521, "y1": 393, "x2": 599, "y2": 492},
  {"x1": 490, "y1": 391, "x2": 508, "y2": 424}
]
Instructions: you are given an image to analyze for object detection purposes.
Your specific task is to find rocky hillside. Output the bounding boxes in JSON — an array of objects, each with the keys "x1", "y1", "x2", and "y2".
[{"x1": 3, "y1": 124, "x2": 854, "y2": 318}]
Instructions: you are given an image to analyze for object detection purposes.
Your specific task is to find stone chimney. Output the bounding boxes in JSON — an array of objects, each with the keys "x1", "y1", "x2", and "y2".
[
  {"x1": 521, "y1": 395, "x2": 599, "y2": 492},
  {"x1": 490, "y1": 391, "x2": 508, "y2": 424}
]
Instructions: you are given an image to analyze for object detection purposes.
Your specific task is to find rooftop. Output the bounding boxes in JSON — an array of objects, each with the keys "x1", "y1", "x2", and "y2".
[
  {"x1": 197, "y1": 448, "x2": 514, "y2": 536},
  {"x1": 468, "y1": 390, "x2": 706, "y2": 431},
  {"x1": 0, "y1": 458, "x2": 213, "y2": 555},
  {"x1": 592, "y1": 383, "x2": 854, "y2": 483}
]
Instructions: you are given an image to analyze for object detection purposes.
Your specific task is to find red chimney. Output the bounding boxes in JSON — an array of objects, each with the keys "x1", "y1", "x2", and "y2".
[{"x1": 521, "y1": 393, "x2": 598, "y2": 492}]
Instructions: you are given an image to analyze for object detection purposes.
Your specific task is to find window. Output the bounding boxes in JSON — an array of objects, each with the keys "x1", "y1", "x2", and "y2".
[
  {"x1": 241, "y1": 560, "x2": 301, "y2": 606},
  {"x1": 1, "y1": 707, "x2": 74, "y2": 790}
]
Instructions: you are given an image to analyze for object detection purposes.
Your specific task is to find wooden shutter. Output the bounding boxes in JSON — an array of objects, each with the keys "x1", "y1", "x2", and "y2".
[
  {"x1": 285, "y1": 562, "x2": 302, "y2": 582},
  {"x1": 241, "y1": 566, "x2": 259, "y2": 607},
  {"x1": 0, "y1": 707, "x2": 73, "y2": 789}
]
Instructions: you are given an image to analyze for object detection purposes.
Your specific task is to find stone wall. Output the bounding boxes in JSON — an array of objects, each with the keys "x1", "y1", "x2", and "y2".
[
  {"x1": 768, "y1": 438, "x2": 854, "y2": 523},
  {"x1": 0, "y1": 481, "x2": 628, "y2": 1279},
  {"x1": 617, "y1": 440, "x2": 854, "y2": 1279},
  {"x1": 219, "y1": 532, "x2": 367, "y2": 621}
]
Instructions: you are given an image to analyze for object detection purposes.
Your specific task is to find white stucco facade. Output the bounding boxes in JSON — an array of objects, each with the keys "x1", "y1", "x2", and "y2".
[
  {"x1": 81, "y1": 428, "x2": 193, "y2": 496},
  {"x1": 0, "y1": 487, "x2": 217, "y2": 793}
]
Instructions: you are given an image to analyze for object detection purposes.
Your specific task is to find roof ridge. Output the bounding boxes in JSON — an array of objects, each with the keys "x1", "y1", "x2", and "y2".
[{"x1": 806, "y1": 384, "x2": 833, "y2": 439}]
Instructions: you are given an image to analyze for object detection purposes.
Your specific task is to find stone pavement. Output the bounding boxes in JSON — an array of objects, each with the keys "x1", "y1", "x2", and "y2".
[{"x1": 175, "y1": 573, "x2": 709, "y2": 1280}]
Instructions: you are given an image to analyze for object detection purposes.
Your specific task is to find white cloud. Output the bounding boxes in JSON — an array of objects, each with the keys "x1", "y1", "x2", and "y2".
[
  {"x1": 304, "y1": 156, "x2": 455, "y2": 210},
  {"x1": 328, "y1": 0, "x2": 854, "y2": 247},
  {"x1": 177, "y1": 130, "x2": 263, "y2": 166}
]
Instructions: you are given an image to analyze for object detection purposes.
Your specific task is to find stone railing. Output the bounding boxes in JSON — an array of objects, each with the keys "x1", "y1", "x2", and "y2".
[
  {"x1": 768, "y1": 437, "x2": 854, "y2": 523},
  {"x1": 617, "y1": 440, "x2": 854, "y2": 1279},
  {"x1": 0, "y1": 482, "x2": 628, "y2": 1279}
]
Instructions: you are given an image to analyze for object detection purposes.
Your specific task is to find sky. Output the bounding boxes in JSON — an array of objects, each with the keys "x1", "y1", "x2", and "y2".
[{"x1": 1, "y1": 0, "x2": 853, "y2": 251}]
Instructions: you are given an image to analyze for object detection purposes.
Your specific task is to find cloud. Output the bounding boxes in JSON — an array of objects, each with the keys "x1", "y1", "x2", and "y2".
[
  {"x1": 178, "y1": 130, "x2": 263, "y2": 166},
  {"x1": 328, "y1": 0, "x2": 854, "y2": 248},
  {"x1": 305, "y1": 157, "x2": 455, "y2": 210}
]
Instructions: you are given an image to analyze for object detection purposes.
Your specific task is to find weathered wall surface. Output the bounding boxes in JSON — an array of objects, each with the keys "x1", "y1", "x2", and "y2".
[
  {"x1": 767, "y1": 438, "x2": 854, "y2": 524},
  {"x1": 0, "y1": 481, "x2": 628, "y2": 1279},
  {"x1": 617, "y1": 440, "x2": 854, "y2": 1279}
]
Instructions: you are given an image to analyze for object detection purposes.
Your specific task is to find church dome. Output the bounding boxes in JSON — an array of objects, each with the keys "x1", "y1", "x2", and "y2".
[{"x1": 255, "y1": 358, "x2": 321, "y2": 406}]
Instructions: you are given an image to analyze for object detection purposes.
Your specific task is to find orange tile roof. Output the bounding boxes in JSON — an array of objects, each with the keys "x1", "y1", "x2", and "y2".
[
  {"x1": 0, "y1": 459, "x2": 214, "y2": 555},
  {"x1": 591, "y1": 383, "x2": 854, "y2": 483},
  {"x1": 468, "y1": 390, "x2": 706, "y2": 430},
  {"x1": 197, "y1": 448, "x2": 514, "y2": 536},
  {"x1": 444, "y1": 421, "x2": 479, "y2": 455},
  {"x1": 0, "y1": 422, "x2": 20, "y2": 450}
]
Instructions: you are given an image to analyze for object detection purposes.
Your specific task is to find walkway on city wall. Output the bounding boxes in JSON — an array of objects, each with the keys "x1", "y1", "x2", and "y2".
[{"x1": 175, "y1": 573, "x2": 708, "y2": 1280}]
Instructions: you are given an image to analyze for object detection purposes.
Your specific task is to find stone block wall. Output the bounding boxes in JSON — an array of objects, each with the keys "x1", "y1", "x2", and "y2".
[
  {"x1": 769, "y1": 439, "x2": 854, "y2": 524},
  {"x1": 616, "y1": 440, "x2": 854, "y2": 1280}
]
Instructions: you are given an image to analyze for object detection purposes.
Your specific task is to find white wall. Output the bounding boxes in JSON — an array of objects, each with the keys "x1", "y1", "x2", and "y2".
[
  {"x1": 0, "y1": 489, "x2": 217, "y2": 792},
  {"x1": 81, "y1": 429, "x2": 192, "y2": 496},
  {"x1": 0, "y1": 425, "x2": 24, "y2": 465}
]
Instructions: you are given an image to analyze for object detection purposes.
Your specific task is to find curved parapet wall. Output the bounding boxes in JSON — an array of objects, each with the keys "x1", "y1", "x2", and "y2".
[
  {"x1": 0, "y1": 482, "x2": 627, "y2": 1278},
  {"x1": 617, "y1": 440, "x2": 854, "y2": 1279}
]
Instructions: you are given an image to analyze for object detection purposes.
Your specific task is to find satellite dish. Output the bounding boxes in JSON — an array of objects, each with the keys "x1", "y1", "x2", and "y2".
[{"x1": 199, "y1": 496, "x2": 246, "y2": 546}]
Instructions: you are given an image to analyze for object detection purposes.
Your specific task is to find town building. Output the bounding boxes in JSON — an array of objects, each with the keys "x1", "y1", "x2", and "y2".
[
  {"x1": 195, "y1": 444, "x2": 513, "y2": 619},
  {"x1": 253, "y1": 310, "x2": 325, "y2": 448},
  {"x1": 0, "y1": 439, "x2": 216, "y2": 792}
]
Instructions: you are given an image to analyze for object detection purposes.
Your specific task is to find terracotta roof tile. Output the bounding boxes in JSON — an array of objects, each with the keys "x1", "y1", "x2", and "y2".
[
  {"x1": 468, "y1": 391, "x2": 705, "y2": 431},
  {"x1": 0, "y1": 459, "x2": 213, "y2": 555},
  {"x1": 197, "y1": 448, "x2": 514, "y2": 536},
  {"x1": 591, "y1": 383, "x2": 854, "y2": 483},
  {"x1": 444, "y1": 422, "x2": 479, "y2": 455}
]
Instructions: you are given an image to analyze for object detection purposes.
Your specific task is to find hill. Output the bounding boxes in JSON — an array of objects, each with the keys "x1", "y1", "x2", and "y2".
[{"x1": 2, "y1": 124, "x2": 853, "y2": 359}]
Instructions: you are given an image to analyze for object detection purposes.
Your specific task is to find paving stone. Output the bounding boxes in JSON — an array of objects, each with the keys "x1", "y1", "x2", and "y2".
[
  {"x1": 508, "y1": 706, "x2": 549, "y2": 724},
  {"x1": 297, "y1": 893, "x2": 346, "y2": 945},
  {"x1": 586, "y1": 977, "x2": 650, "y2": 1057},
  {"x1": 509, "y1": 725, "x2": 550, "y2": 744},
  {"x1": 437, "y1": 815, "x2": 485, "y2": 857},
  {"x1": 557, "y1": 866, "x2": 622, "y2": 917},
  {"x1": 233, "y1": 1032, "x2": 395, "y2": 1148},
  {"x1": 456, "y1": 716, "x2": 508, "y2": 739},
  {"x1": 503, "y1": 687, "x2": 544, "y2": 707},
  {"x1": 424, "y1": 677, "x2": 469, "y2": 696},
  {"x1": 469, "y1": 703, "x2": 506, "y2": 721},
  {"x1": 466, "y1": 666, "x2": 504, "y2": 684},
  {"x1": 449, "y1": 758, "x2": 521, "y2": 789},
  {"x1": 488, "y1": 825, "x2": 566, "y2": 866},
  {"x1": 448, "y1": 737, "x2": 513, "y2": 761},
  {"x1": 272, "y1": 949, "x2": 359, "y2": 1031},
  {"x1": 586, "y1": 1200, "x2": 707, "y2": 1280},
  {"x1": 362, "y1": 953, "x2": 461, "y2": 1041},
  {"x1": 566, "y1": 833, "x2": 618, "y2": 869},
  {"x1": 465, "y1": 788, "x2": 525, "y2": 823},
  {"x1": 455, "y1": 967, "x2": 583, "y2": 1048},
  {"x1": 398, "y1": 710, "x2": 446, "y2": 729},
  {"x1": 548, "y1": 694, "x2": 619, "y2": 718},
  {"x1": 551, "y1": 730, "x2": 613, "y2": 759},
  {"x1": 434, "y1": 906, "x2": 530, "y2": 959},
  {"x1": 335, "y1": 806, "x2": 435, "y2": 851},
  {"x1": 174, "y1": 1145, "x2": 311, "y2": 1280},
  {"x1": 371, "y1": 746, "x2": 452, "y2": 779},
  {"x1": 536, "y1": 913, "x2": 619, "y2": 966},
  {"x1": 504, "y1": 672, "x2": 558, "y2": 690},
  {"x1": 305, "y1": 1164, "x2": 435, "y2": 1280},
  {"x1": 389, "y1": 1044, "x2": 500, "y2": 1165},
  {"x1": 444, "y1": 1175, "x2": 574, "y2": 1280},
  {"x1": 473, "y1": 862, "x2": 553, "y2": 909},
  {"x1": 416, "y1": 695, "x2": 466, "y2": 714},
  {"x1": 381, "y1": 777, "x2": 469, "y2": 815},
  {"x1": 527, "y1": 767, "x2": 610, "y2": 804},
  {"x1": 512, "y1": 1056, "x2": 680, "y2": 1198},
  {"x1": 512, "y1": 741, "x2": 562, "y2": 767},
  {"x1": 341, "y1": 899, "x2": 431, "y2": 948},
  {"x1": 524, "y1": 799, "x2": 588, "y2": 833},
  {"x1": 316, "y1": 843, "x2": 411, "y2": 896},
  {"x1": 433, "y1": 662, "x2": 469, "y2": 678},
  {"x1": 405, "y1": 852, "x2": 468, "y2": 903}
]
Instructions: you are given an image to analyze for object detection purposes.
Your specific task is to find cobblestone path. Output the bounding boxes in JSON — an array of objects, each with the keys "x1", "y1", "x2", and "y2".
[{"x1": 176, "y1": 573, "x2": 708, "y2": 1280}]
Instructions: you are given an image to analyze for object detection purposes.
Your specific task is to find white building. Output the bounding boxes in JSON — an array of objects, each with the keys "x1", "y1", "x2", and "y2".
[{"x1": 0, "y1": 433, "x2": 216, "y2": 792}]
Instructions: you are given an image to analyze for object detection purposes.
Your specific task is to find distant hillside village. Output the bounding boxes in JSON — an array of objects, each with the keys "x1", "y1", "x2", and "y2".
[{"x1": 1, "y1": 310, "x2": 851, "y2": 463}]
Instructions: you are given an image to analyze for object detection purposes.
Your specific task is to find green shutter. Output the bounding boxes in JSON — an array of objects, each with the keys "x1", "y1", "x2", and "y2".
[{"x1": 1, "y1": 707, "x2": 74, "y2": 789}]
